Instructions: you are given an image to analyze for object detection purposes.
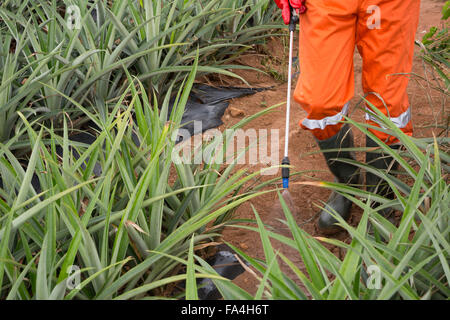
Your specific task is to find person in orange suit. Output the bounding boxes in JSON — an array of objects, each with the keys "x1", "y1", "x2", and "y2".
[{"x1": 274, "y1": 0, "x2": 421, "y2": 232}]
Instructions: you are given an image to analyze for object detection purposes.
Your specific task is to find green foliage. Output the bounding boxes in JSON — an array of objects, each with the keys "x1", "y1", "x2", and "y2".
[
  {"x1": 419, "y1": 1, "x2": 449, "y2": 89},
  {"x1": 0, "y1": 0, "x2": 281, "y2": 143},
  {"x1": 442, "y1": 1, "x2": 450, "y2": 20},
  {"x1": 0, "y1": 0, "x2": 284, "y2": 300},
  {"x1": 0, "y1": 54, "x2": 281, "y2": 299}
]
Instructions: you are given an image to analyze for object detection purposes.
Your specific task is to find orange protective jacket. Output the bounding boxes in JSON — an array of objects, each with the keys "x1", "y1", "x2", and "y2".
[{"x1": 293, "y1": 0, "x2": 421, "y2": 144}]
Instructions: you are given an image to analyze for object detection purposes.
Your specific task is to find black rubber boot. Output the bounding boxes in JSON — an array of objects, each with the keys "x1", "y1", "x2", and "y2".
[
  {"x1": 316, "y1": 124, "x2": 360, "y2": 232},
  {"x1": 365, "y1": 136, "x2": 400, "y2": 219}
]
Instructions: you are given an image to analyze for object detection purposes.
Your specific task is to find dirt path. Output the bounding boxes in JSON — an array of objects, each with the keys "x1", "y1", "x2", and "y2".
[{"x1": 212, "y1": 0, "x2": 446, "y2": 296}]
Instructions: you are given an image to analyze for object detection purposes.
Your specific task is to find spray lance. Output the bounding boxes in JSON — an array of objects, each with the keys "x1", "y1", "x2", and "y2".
[{"x1": 281, "y1": 6, "x2": 300, "y2": 190}]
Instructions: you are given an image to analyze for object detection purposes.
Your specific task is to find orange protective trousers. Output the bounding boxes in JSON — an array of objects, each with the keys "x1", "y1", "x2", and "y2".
[{"x1": 294, "y1": 0, "x2": 421, "y2": 144}]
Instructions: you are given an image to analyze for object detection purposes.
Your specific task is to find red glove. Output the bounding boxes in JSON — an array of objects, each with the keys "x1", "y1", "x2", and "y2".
[{"x1": 274, "y1": 0, "x2": 307, "y2": 25}]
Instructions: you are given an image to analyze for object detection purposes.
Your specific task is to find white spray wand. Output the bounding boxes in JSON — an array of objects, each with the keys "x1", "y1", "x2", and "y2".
[{"x1": 282, "y1": 8, "x2": 299, "y2": 189}]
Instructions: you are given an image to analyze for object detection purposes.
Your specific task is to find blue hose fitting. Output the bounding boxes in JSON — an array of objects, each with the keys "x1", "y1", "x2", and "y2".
[
  {"x1": 282, "y1": 157, "x2": 290, "y2": 189},
  {"x1": 282, "y1": 177, "x2": 289, "y2": 189}
]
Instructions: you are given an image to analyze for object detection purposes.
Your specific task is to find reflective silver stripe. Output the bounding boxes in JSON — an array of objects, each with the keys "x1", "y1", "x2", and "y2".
[
  {"x1": 365, "y1": 106, "x2": 411, "y2": 129},
  {"x1": 302, "y1": 102, "x2": 350, "y2": 130}
]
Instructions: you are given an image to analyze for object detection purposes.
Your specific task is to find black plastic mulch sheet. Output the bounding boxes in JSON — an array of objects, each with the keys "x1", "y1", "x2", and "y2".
[{"x1": 171, "y1": 84, "x2": 272, "y2": 142}]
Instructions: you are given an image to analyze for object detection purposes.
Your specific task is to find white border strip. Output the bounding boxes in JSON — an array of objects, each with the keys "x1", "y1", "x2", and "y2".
[
  {"x1": 365, "y1": 107, "x2": 411, "y2": 129},
  {"x1": 302, "y1": 102, "x2": 350, "y2": 130}
]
